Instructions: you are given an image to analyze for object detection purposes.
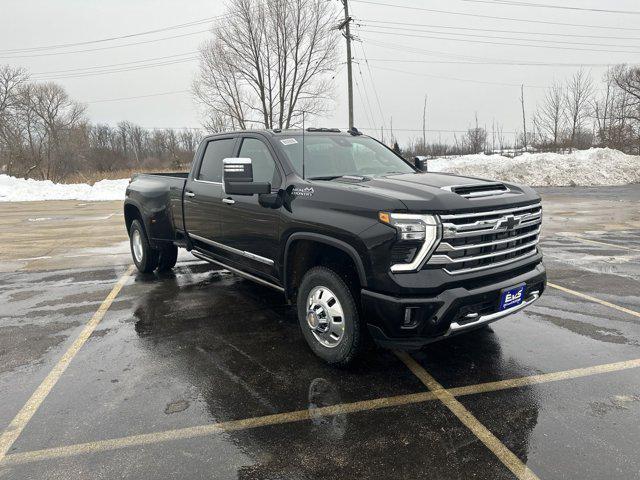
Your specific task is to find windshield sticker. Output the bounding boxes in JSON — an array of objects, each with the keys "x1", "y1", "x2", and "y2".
[{"x1": 280, "y1": 138, "x2": 298, "y2": 146}]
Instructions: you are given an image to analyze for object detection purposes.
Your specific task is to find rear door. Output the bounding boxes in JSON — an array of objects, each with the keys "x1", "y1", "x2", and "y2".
[
  {"x1": 183, "y1": 136, "x2": 237, "y2": 254},
  {"x1": 218, "y1": 135, "x2": 284, "y2": 279}
]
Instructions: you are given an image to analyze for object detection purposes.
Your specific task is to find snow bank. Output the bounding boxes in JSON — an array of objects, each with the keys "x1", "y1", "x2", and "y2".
[
  {"x1": 0, "y1": 175, "x2": 129, "y2": 202},
  {"x1": 0, "y1": 148, "x2": 637, "y2": 201},
  {"x1": 428, "y1": 148, "x2": 640, "y2": 187}
]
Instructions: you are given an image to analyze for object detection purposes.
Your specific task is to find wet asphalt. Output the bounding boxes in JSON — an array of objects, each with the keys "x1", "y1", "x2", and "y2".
[{"x1": 1, "y1": 186, "x2": 640, "y2": 479}]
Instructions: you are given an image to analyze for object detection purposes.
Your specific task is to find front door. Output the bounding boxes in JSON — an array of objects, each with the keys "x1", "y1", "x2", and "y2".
[
  {"x1": 218, "y1": 135, "x2": 284, "y2": 279},
  {"x1": 184, "y1": 136, "x2": 237, "y2": 256}
]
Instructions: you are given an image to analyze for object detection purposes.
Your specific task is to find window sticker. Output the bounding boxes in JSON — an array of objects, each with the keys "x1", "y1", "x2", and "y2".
[{"x1": 280, "y1": 138, "x2": 298, "y2": 146}]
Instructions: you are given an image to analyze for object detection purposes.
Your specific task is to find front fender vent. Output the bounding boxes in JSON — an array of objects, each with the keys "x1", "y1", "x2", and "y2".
[{"x1": 443, "y1": 183, "x2": 510, "y2": 198}]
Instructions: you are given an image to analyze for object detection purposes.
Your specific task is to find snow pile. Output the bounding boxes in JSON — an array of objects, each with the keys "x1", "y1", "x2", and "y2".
[
  {"x1": 0, "y1": 175, "x2": 129, "y2": 202},
  {"x1": 428, "y1": 148, "x2": 640, "y2": 187}
]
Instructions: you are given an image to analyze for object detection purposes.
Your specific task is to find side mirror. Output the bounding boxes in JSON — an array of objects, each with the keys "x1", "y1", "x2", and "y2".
[
  {"x1": 414, "y1": 156, "x2": 428, "y2": 172},
  {"x1": 223, "y1": 158, "x2": 271, "y2": 195}
]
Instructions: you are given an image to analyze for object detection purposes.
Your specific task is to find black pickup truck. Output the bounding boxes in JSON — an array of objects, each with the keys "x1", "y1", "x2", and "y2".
[{"x1": 124, "y1": 128, "x2": 545, "y2": 365}]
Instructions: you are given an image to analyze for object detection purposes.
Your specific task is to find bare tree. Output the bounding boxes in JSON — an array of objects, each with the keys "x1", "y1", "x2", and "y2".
[
  {"x1": 25, "y1": 83, "x2": 86, "y2": 180},
  {"x1": 0, "y1": 65, "x2": 29, "y2": 174},
  {"x1": 564, "y1": 69, "x2": 594, "y2": 152},
  {"x1": 0, "y1": 65, "x2": 28, "y2": 116},
  {"x1": 520, "y1": 84, "x2": 527, "y2": 150},
  {"x1": 193, "y1": 0, "x2": 339, "y2": 130},
  {"x1": 612, "y1": 64, "x2": 640, "y2": 123},
  {"x1": 463, "y1": 113, "x2": 487, "y2": 154},
  {"x1": 535, "y1": 82, "x2": 564, "y2": 150}
]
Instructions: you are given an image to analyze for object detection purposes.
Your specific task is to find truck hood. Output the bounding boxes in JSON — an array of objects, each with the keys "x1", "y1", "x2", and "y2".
[{"x1": 327, "y1": 172, "x2": 540, "y2": 212}]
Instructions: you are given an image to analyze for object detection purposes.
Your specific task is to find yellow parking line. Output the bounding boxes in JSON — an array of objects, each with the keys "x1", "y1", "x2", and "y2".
[
  {"x1": 4, "y1": 356, "x2": 639, "y2": 467},
  {"x1": 548, "y1": 282, "x2": 640, "y2": 319},
  {"x1": 2, "y1": 391, "x2": 437, "y2": 466},
  {"x1": 0, "y1": 265, "x2": 135, "y2": 464},
  {"x1": 396, "y1": 351, "x2": 540, "y2": 480},
  {"x1": 567, "y1": 236, "x2": 640, "y2": 253},
  {"x1": 448, "y1": 357, "x2": 640, "y2": 397}
]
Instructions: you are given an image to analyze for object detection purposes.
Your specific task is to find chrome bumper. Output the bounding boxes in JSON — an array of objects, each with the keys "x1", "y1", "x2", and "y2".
[{"x1": 446, "y1": 290, "x2": 540, "y2": 335}]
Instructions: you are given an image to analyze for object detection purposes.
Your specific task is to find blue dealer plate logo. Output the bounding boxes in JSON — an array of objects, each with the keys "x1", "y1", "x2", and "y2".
[{"x1": 499, "y1": 284, "x2": 526, "y2": 311}]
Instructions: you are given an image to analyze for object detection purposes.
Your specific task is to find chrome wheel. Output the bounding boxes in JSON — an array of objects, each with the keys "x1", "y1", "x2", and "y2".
[
  {"x1": 131, "y1": 229, "x2": 144, "y2": 263},
  {"x1": 306, "y1": 286, "x2": 345, "y2": 348}
]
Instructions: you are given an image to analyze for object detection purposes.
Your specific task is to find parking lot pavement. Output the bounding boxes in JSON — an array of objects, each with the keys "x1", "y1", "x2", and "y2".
[{"x1": 1, "y1": 186, "x2": 640, "y2": 479}]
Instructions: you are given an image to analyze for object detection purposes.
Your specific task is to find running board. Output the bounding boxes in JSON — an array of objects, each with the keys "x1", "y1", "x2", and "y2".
[{"x1": 191, "y1": 251, "x2": 284, "y2": 293}]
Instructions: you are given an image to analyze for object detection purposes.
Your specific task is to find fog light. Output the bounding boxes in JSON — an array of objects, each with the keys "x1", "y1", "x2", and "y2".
[{"x1": 402, "y1": 307, "x2": 419, "y2": 329}]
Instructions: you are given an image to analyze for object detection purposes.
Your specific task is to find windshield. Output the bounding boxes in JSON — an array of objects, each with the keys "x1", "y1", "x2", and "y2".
[{"x1": 278, "y1": 135, "x2": 415, "y2": 179}]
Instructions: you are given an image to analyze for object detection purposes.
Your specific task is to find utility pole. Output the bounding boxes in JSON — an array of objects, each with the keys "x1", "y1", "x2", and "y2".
[
  {"x1": 422, "y1": 94, "x2": 427, "y2": 149},
  {"x1": 339, "y1": 0, "x2": 354, "y2": 130},
  {"x1": 520, "y1": 84, "x2": 527, "y2": 151}
]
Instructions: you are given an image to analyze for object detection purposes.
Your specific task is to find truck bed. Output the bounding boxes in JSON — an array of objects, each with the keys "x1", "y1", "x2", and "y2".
[{"x1": 126, "y1": 173, "x2": 189, "y2": 242}]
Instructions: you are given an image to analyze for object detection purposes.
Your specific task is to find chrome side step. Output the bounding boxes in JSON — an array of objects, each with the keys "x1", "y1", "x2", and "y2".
[{"x1": 191, "y1": 250, "x2": 285, "y2": 293}]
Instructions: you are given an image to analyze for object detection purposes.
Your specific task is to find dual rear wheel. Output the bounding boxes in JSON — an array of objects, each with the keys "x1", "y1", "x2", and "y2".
[{"x1": 129, "y1": 219, "x2": 178, "y2": 273}]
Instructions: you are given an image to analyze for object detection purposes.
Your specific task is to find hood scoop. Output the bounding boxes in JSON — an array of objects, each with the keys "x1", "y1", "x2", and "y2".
[
  {"x1": 336, "y1": 175, "x2": 371, "y2": 183},
  {"x1": 443, "y1": 182, "x2": 511, "y2": 199}
]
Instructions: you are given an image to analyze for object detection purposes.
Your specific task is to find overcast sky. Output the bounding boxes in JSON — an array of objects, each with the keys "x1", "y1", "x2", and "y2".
[{"x1": 2, "y1": 0, "x2": 639, "y2": 144}]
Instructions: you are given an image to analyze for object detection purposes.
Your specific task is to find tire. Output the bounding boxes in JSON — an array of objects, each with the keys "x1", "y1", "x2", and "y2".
[
  {"x1": 157, "y1": 243, "x2": 178, "y2": 272},
  {"x1": 129, "y1": 219, "x2": 159, "y2": 273},
  {"x1": 297, "y1": 266, "x2": 364, "y2": 366}
]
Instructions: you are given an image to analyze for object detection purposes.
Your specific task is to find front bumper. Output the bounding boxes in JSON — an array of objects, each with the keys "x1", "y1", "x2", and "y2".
[{"x1": 361, "y1": 262, "x2": 546, "y2": 349}]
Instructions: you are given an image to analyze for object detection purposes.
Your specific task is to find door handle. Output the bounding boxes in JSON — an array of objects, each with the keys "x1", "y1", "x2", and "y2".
[
  {"x1": 222, "y1": 197, "x2": 235, "y2": 205},
  {"x1": 185, "y1": 191, "x2": 196, "y2": 198}
]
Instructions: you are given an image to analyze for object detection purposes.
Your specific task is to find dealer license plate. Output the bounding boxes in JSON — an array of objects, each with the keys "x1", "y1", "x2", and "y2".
[{"x1": 499, "y1": 284, "x2": 526, "y2": 311}]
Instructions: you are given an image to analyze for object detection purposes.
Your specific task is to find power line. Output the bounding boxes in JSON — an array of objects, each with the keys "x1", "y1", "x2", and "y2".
[
  {"x1": 357, "y1": 41, "x2": 386, "y2": 130},
  {"x1": 360, "y1": 58, "x2": 621, "y2": 67},
  {"x1": 353, "y1": 74, "x2": 375, "y2": 129},
  {"x1": 359, "y1": 29, "x2": 640, "y2": 56},
  {"x1": 461, "y1": 0, "x2": 640, "y2": 15},
  {"x1": 32, "y1": 57, "x2": 198, "y2": 81},
  {"x1": 353, "y1": 42, "x2": 382, "y2": 129},
  {"x1": 85, "y1": 90, "x2": 191, "y2": 104},
  {"x1": 363, "y1": 37, "x2": 514, "y2": 63},
  {"x1": 357, "y1": 19, "x2": 640, "y2": 42},
  {"x1": 359, "y1": 24, "x2": 640, "y2": 50},
  {"x1": 31, "y1": 52, "x2": 198, "y2": 75},
  {"x1": 0, "y1": 30, "x2": 209, "y2": 60},
  {"x1": 0, "y1": 15, "x2": 224, "y2": 54},
  {"x1": 350, "y1": 0, "x2": 640, "y2": 32},
  {"x1": 366, "y1": 63, "x2": 547, "y2": 89},
  {"x1": 353, "y1": 58, "x2": 377, "y2": 129}
]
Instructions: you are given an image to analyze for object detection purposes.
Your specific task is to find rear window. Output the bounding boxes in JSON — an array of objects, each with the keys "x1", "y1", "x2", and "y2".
[{"x1": 198, "y1": 138, "x2": 235, "y2": 182}]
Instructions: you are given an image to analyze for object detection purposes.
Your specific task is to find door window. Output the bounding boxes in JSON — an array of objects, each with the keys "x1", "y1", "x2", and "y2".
[
  {"x1": 198, "y1": 138, "x2": 236, "y2": 182},
  {"x1": 238, "y1": 138, "x2": 281, "y2": 187}
]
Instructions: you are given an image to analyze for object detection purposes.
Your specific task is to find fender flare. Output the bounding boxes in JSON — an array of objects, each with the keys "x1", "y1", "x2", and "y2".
[
  {"x1": 283, "y1": 232, "x2": 368, "y2": 298},
  {"x1": 124, "y1": 199, "x2": 158, "y2": 247}
]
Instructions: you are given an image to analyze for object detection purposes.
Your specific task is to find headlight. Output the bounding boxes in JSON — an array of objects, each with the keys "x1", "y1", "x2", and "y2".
[{"x1": 379, "y1": 212, "x2": 440, "y2": 272}]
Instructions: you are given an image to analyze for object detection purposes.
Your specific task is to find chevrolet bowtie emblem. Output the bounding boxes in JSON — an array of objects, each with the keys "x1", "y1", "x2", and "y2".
[{"x1": 496, "y1": 214, "x2": 520, "y2": 231}]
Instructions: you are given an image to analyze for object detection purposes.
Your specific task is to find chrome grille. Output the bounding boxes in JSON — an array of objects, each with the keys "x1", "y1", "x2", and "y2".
[{"x1": 426, "y1": 202, "x2": 542, "y2": 274}]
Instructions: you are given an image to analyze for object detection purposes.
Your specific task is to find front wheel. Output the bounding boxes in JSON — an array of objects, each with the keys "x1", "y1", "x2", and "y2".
[{"x1": 297, "y1": 266, "x2": 364, "y2": 366}]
